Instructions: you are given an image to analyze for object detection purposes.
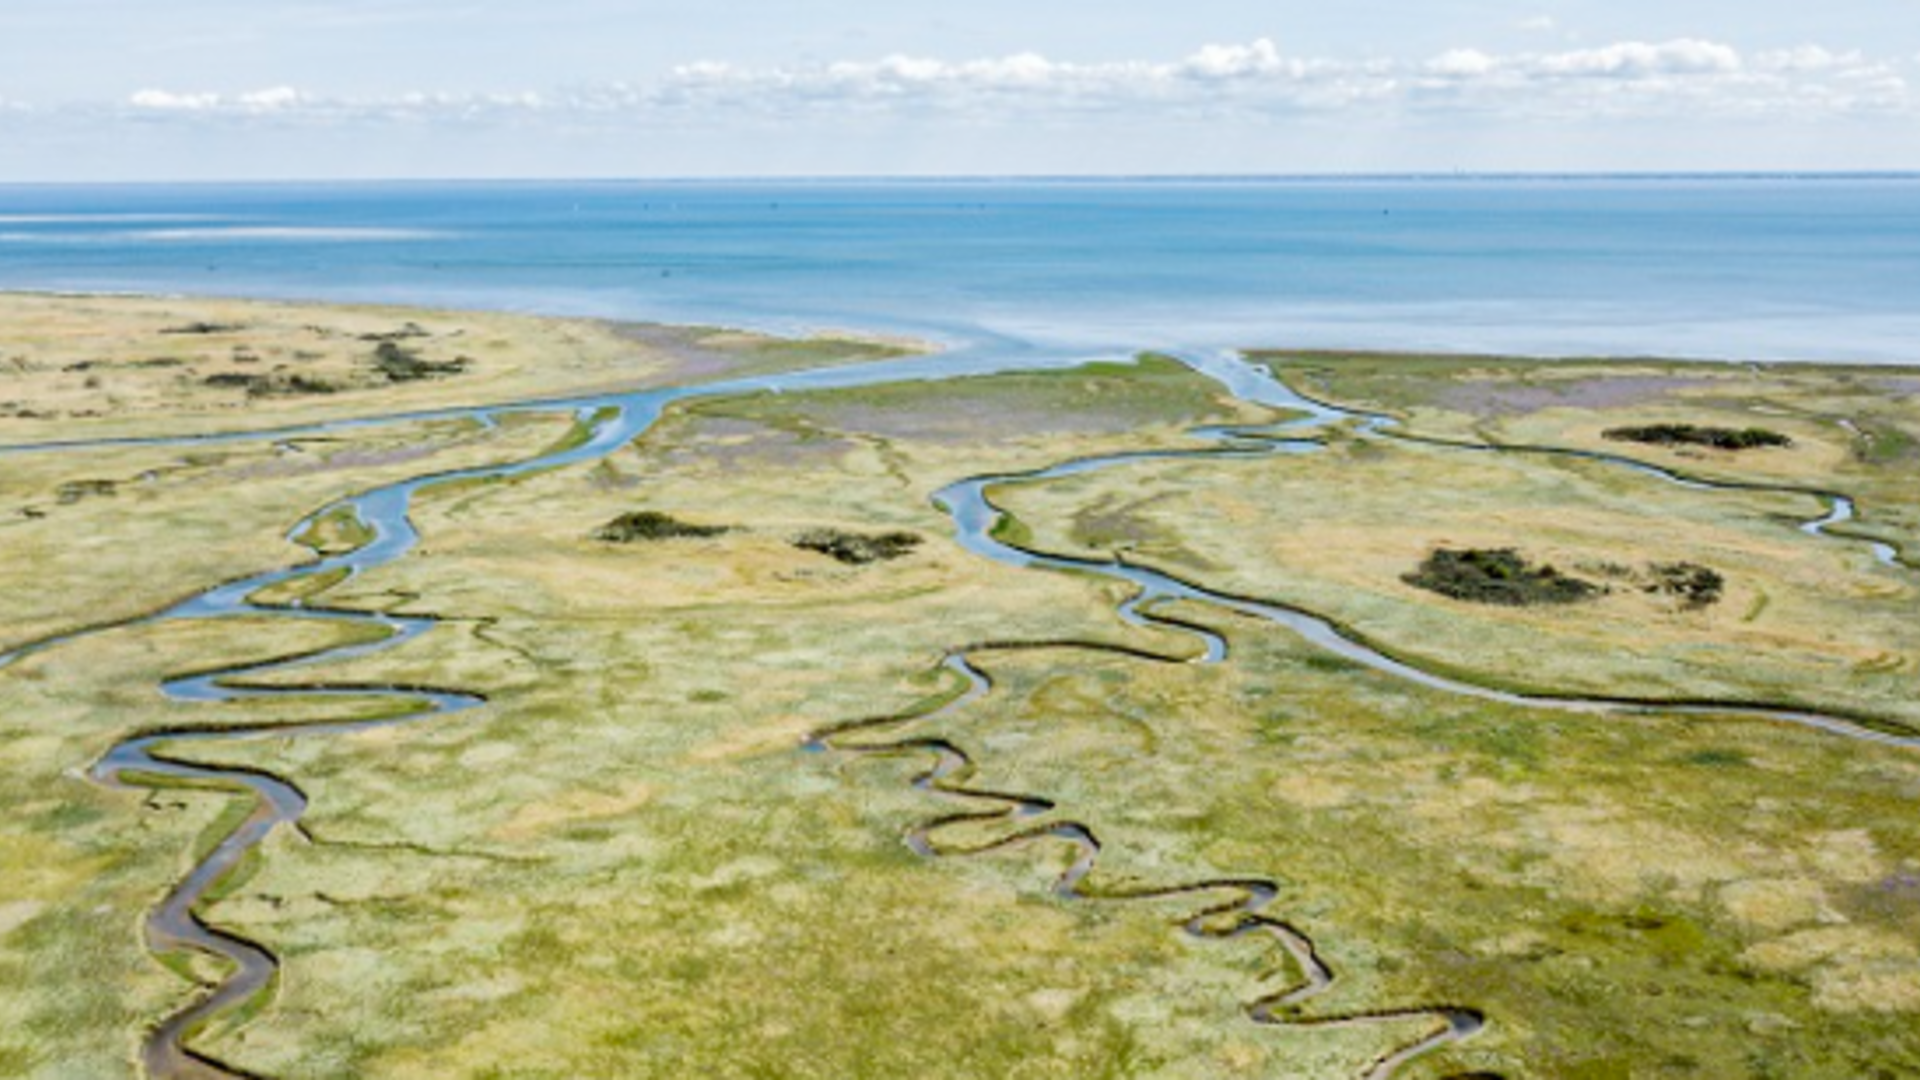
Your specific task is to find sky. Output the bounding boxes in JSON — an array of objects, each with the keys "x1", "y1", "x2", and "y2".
[{"x1": 1, "y1": 1, "x2": 1916, "y2": 180}]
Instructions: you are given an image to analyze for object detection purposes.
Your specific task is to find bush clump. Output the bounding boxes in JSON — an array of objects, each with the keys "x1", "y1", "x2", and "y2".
[
  {"x1": 203, "y1": 372, "x2": 339, "y2": 397},
  {"x1": 56, "y1": 479, "x2": 118, "y2": 504},
  {"x1": 593, "y1": 511, "x2": 730, "y2": 543},
  {"x1": 1646, "y1": 561, "x2": 1725, "y2": 609},
  {"x1": 160, "y1": 321, "x2": 245, "y2": 335},
  {"x1": 1603, "y1": 424, "x2": 1792, "y2": 451},
  {"x1": 1404, "y1": 548, "x2": 1600, "y2": 607},
  {"x1": 792, "y1": 528, "x2": 922, "y2": 565},
  {"x1": 372, "y1": 341, "x2": 469, "y2": 383},
  {"x1": 359, "y1": 323, "x2": 432, "y2": 342}
]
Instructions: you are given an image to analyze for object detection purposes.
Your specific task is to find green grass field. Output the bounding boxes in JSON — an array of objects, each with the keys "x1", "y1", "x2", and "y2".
[{"x1": 3, "y1": 296, "x2": 1918, "y2": 1078}]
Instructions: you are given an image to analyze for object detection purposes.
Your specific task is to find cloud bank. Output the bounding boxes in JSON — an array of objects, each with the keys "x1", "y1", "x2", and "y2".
[{"x1": 8, "y1": 37, "x2": 1907, "y2": 130}]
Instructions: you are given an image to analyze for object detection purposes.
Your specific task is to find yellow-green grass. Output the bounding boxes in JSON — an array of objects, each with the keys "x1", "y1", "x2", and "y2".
[
  {"x1": 1258, "y1": 349, "x2": 1920, "y2": 563},
  {"x1": 993, "y1": 429, "x2": 1920, "y2": 726},
  {"x1": 0, "y1": 300, "x2": 924, "y2": 1079},
  {"x1": 134, "y1": 355, "x2": 1920, "y2": 1075},
  {"x1": 0, "y1": 412, "x2": 568, "y2": 651},
  {"x1": 0, "y1": 349, "x2": 1261, "y2": 1077},
  {"x1": 0, "y1": 291, "x2": 925, "y2": 653},
  {"x1": 6, "y1": 320, "x2": 1920, "y2": 1080},
  {"x1": 128, "y1": 358, "x2": 1324, "y2": 1077},
  {"x1": 0, "y1": 615, "x2": 386, "y2": 1079},
  {"x1": 0, "y1": 293, "x2": 917, "y2": 446}
]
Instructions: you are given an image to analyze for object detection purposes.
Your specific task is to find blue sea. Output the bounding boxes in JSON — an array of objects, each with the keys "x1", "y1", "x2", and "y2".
[{"x1": 2, "y1": 177, "x2": 1918, "y2": 363}]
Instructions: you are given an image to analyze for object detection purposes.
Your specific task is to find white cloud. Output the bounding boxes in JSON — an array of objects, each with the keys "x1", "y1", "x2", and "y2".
[
  {"x1": 641, "y1": 40, "x2": 1408, "y2": 118},
  {"x1": 129, "y1": 86, "x2": 308, "y2": 113},
  {"x1": 239, "y1": 86, "x2": 305, "y2": 110},
  {"x1": 641, "y1": 38, "x2": 1907, "y2": 121},
  {"x1": 1529, "y1": 39, "x2": 1743, "y2": 78},
  {"x1": 96, "y1": 38, "x2": 1914, "y2": 130},
  {"x1": 1180, "y1": 38, "x2": 1287, "y2": 79},
  {"x1": 1404, "y1": 38, "x2": 1920, "y2": 121},
  {"x1": 1755, "y1": 46, "x2": 1862, "y2": 73},
  {"x1": 1421, "y1": 39, "x2": 1747, "y2": 92},
  {"x1": 1426, "y1": 49, "x2": 1498, "y2": 78},
  {"x1": 130, "y1": 88, "x2": 223, "y2": 111}
]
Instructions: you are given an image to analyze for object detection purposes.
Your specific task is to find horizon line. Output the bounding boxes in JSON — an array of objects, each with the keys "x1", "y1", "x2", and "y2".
[{"x1": 4, "y1": 170, "x2": 1920, "y2": 188}]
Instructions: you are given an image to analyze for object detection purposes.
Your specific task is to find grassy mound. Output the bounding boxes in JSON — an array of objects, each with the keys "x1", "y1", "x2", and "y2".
[
  {"x1": 1645, "y1": 561, "x2": 1725, "y2": 609},
  {"x1": 792, "y1": 528, "x2": 922, "y2": 565},
  {"x1": 1404, "y1": 547, "x2": 1600, "y2": 606},
  {"x1": 593, "y1": 511, "x2": 730, "y2": 543},
  {"x1": 372, "y1": 341, "x2": 470, "y2": 383},
  {"x1": 1603, "y1": 424, "x2": 1792, "y2": 451},
  {"x1": 203, "y1": 371, "x2": 342, "y2": 398}
]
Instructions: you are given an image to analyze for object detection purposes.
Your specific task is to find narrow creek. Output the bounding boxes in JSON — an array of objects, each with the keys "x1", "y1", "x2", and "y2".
[
  {"x1": 1, "y1": 342, "x2": 1913, "y2": 1078},
  {"x1": 814, "y1": 350, "x2": 1919, "y2": 1079}
]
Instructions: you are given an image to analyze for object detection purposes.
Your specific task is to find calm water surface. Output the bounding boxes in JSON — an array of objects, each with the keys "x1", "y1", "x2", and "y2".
[{"x1": 1, "y1": 178, "x2": 1916, "y2": 362}]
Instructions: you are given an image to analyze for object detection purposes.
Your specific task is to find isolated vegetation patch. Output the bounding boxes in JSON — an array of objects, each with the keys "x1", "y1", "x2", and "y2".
[
  {"x1": 160, "y1": 321, "x2": 247, "y2": 335},
  {"x1": 1587, "y1": 559, "x2": 1727, "y2": 610},
  {"x1": 372, "y1": 341, "x2": 470, "y2": 383},
  {"x1": 593, "y1": 511, "x2": 731, "y2": 543},
  {"x1": 203, "y1": 371, "x2": 342, "y2": 398},
  {"x1": 360, "y1": 322, "x2": 432, "y2": 342},
  {"x1": 792, "y1": 528, "x2": 922, "y2": 565},
  {"x1": 1404, "y1": 547, "x2": 1601, "y2": 606},
  {"x1": 1602, "y1": 424, "x2": 1792, "y2": 451},
  {"x1": 55, "y1": 479, "x2": 118, "y2": 504},
  {"x1": 1644, "y1": 561, "x2": 1726, "y2": 609}
]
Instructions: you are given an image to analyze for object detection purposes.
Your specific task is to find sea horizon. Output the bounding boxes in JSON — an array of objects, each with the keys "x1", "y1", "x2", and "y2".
[
  {"x1": 4, "y1": 175, "x2": 1918, "y2": 365},
  {"x1": 6, "y1": 170, "x2": 1920, "y2": 188}
]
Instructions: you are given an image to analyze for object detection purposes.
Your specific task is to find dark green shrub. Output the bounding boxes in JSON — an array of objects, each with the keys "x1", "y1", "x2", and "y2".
[
  {"x1": 593, "y1": 511, "x2": 730, "y2": 543},
  {"x1": 1646, "y1": 562, "x2": 1725, "y2": 609},
  {"x1": 792, "y1": 528, "x2": 922, "y2": 565},
  {"x1": 1404, "y1": 548, "x2": 1600, "y2": 606},
  {"x1": 1603, "y1": 424, "x2": 1792, "y2": 451}
]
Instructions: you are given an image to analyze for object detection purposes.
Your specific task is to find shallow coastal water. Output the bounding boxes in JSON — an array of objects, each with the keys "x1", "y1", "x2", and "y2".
[{"x1": 2, "y1": 177, "x2": 1918, "y2": 362}]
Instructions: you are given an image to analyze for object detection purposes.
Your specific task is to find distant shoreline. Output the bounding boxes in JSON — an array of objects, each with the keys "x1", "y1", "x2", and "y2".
[{"x1": 6, "y1": 288, "x2": 1918, "y2": 377}]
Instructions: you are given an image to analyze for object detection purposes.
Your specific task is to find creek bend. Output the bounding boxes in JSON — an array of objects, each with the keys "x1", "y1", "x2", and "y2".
[{"x1": 1, "y1": 341, "x2": 1913, "y2": 1078}]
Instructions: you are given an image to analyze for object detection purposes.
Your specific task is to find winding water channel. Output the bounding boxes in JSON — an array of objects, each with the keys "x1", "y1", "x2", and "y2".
[{"x1": 1, "y1": 339, "x2": 1913, "y2": 1079}]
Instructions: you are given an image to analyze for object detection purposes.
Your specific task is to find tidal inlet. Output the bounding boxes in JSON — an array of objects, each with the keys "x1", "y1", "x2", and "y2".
[{"x1": 0, "y1": 288, "x2": 1916, "y2": 1080}]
